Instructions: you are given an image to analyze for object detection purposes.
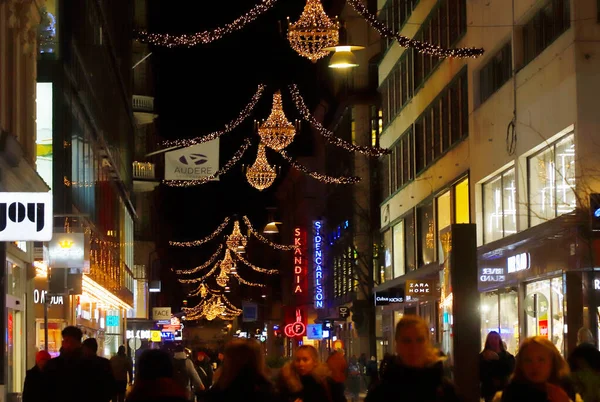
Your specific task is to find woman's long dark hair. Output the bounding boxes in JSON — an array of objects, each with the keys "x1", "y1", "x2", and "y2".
[
  {"x1": 484, "y1": 331, "x2": 506, "y2": 352},
  {"x1": 214, "y1": 339, "x2": 269, "y2": 390}
]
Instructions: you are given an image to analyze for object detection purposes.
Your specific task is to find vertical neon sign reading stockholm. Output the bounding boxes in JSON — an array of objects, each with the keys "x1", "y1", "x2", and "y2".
[{"x1": 314, "y1": 221, "x2": 324, "y2": 309}]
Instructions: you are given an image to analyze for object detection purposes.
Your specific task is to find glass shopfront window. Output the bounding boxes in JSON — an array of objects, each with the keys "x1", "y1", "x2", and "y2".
[
  {"x1": 437, "y1": 191, "x2": 451, "y2": 261},
  {"x1": 528, "y1": 133, "x2": 575, "y2": 227},
  {"x1": 418, "y1": 202, "x2": 435, "y2": 266},
  {"x1": 381, "y1": 230, "x2": 393, "y2": 283},
  {"x1": 480, "y1": 288, "x2": 519, "y2": 354},
  {"x1": 454, "y1": 177, "x2": 470, "y2": 224},
  {"x1": 525, "y1": 278, "x2": 565, "y2": 354},
  {"x1": 393, "y1": 221, "x2": 405, "y2": 278},
  {"x1": 405, "y1": 212, "x2": 416, "y2": 272},
  {"x1": 483, "y1": 168, "x2": 516, "y2": 243}
]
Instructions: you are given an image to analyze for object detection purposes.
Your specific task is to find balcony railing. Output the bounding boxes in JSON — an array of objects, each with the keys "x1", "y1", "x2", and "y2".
[
  {"x1": 133, "y1": 161, "x2": 155, "y2": 180},
  {"x1": 132, "y1": 95, "x2": 154, "y2": 112}
]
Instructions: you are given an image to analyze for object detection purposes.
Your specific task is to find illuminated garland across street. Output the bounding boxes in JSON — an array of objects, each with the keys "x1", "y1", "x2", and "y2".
[
  {"x1": 163, "y1": 138, "x2": 253, "y2": 187},
  {"x1": 278, "y1": 150, "x2": 361, "y2": 184},
  {"x1": 179, "y1": 264, "x2": 219, "y2": 284},
  {"x1": 162, "y1": 85, "x2": 266, "y2": 148},
  {"x1": 183, "y1": 293, "x2": 242, "y2": 321},
  {"x1": 175, "y1": 245, "x2": 223, "y2": 275},
  {"x1": 231, "y1": 248, "x2": 279, "y2": 274},
  {"x1": 136, "y1": 0, "x2": 279, "y2": 47},
  {"x1": 288, "y1": 84, "x2": 390, "y2": 157},
  {"x1": 242, "y1": 216, "x2": 298, "y2": 250},
  {"x1": 346, "y1": 0, "x2": 484, "y2": 58},
  {"x1": 232, "y1": 272, "x2": 266, "y2": 287},
  {"x1": 169, "y1": 217, "x2": 231, "y2": 247}
]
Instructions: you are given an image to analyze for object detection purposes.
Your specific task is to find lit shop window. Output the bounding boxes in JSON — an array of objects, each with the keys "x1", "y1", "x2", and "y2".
[
  {"x1": 393, "y1": 221, "x2": 405, "y2": 278},
  {"x1": 483, "y1": 168, "x2": 516, "y2": 243},
  {"x1": 528, "y1": 134, "x2": 575, "y2": 227}
]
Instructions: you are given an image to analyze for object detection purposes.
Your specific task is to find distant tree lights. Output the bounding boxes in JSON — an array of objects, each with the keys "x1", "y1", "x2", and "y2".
[{"x1": 313, "y1": 220, "x2": 324, "y2": 309}]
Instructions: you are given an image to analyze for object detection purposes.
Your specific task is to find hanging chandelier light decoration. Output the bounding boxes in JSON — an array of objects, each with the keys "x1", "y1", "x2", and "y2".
[
  {"x1": 244, "y1": 143, "x2": 278, "y2": 191},
  {"x1": 216, "y1": 269, "x2": 229, "y2": 287},
  {"x1": 220, "y1": 249, "x2": 236, "y2": 274},
  {"x1": 199, "y1": 283, "x2": 208, "y2": 298},
  {"x1": 183, "y1": 293, "x2": 242, "y2": 321},
  {"x1": 257, "y1": 91, "x2": 297, "y2": 151},
  {"x1": 226, "y1": 221, "x2": 248, "y2": 251},
  {"x1": 288, "y1": 0, "x2": 340, "y2": 62}
]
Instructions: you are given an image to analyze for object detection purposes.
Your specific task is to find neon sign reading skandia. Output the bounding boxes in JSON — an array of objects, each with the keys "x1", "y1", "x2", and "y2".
[
  {"x1": 294, "y1": 228, "x2": 305, "y2": 294},
  {"x1": 314, "y1": 221, "x2": 324, "y2": 309}
]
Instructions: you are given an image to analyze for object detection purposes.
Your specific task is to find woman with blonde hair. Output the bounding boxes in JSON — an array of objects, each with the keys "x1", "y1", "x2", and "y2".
[
  {"x1": 365, "y1": 315, "x2": 459, "y2": 402},
  {"x1": 277, "y1": 345, "x2": 345, "y2": 402},
  {"x1": 198, "y1": 339, "x2": 276, "y2": 402},
  {"x1": 494, "y1": 336, "x2": 578, "y2": 402}
]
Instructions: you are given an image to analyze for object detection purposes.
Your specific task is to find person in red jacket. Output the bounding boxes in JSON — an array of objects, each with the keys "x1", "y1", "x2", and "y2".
[{"x1": 23, "y1": 350, "x2": 51, "y2": 402}]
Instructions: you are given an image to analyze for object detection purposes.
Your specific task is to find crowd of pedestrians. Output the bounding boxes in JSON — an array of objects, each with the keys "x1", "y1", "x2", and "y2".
[{"x1": 21, "y1": 316, "x2": 600, "y2": 402}]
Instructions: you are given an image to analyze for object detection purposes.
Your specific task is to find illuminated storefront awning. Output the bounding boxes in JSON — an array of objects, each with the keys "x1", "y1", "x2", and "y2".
[{"x1": 82, "y1": 276, "x2": 132, "y2": 310}]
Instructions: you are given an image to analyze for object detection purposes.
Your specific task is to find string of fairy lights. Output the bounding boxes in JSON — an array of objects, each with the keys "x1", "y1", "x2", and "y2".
[
  {"x1": 288, "y1": 84, "x2": 391, "y2": 157},
  {"x1": 170, "y1": 218, "x2": 231, "y2": 247},
  {"x1": 150, "y1": 0, "x2": 484, "y2": 321},
  {"x1": 135, "y1": 0, "x2": 279, "y2": 48},
  {"x1": 162, "y1": 85, "x2": 266, "y2": 148},
  {"x1": 278, "y1": 149, "x2": 361, "y2": 184},
  {"x1": 137, "y1": 0, "x2": 484, "y2": 58}
]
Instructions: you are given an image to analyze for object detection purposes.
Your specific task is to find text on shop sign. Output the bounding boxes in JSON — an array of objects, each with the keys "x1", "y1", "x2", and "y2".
[
  {"x1": 313, "y1": 221, "x2": 324, "y2": 309},
  {"x1": 33, "y1": 289, "x2": 64, "y2": 305},
  {"x1": 507, "y1": 253, "x2": 530, "y2": 273},
  {"x1": 480, "y1": 268, "x2": 506, "y2": 282},
  {"x1": 595, "y1": 279, "x2": 600, "y2": 290},
  {"x1": 406, "y1": 281, "x2": 432, "y2": 295},
  {"x1": 294, "y1": 227, "x2": 305, "y2": 294}
]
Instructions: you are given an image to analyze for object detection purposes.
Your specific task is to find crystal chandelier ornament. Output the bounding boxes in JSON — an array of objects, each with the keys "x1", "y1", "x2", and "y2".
[
  {"x1": 258, "y1": 92, "x2": 296, "y2": 151},
  {"x1": 199, "y1": 283, "x2": 208, "y2": 298},
  {"x1": 245, "y1": 143, "x2": 278, "y2": 191},
  {"x1": 220, "y1": 249, "x2": 235, "y2": 273},
  {"x1": 288, "y1": 0, "x2": 340, "y2": 62},
  {"x1": 216, "y1": 269, "x2": 229, "y2": 287},
  {"x1": 226, "y1": 221, "x2": 248, "y2": 251}
]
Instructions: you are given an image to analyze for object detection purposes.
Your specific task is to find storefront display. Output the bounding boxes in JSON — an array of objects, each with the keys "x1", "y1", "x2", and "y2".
[
  {"x1": 525, "y1": 278, "x2": 564, "y2": 352},
  {"x1": 480, "y1": 288, "x2": 519, "y2": 354}
]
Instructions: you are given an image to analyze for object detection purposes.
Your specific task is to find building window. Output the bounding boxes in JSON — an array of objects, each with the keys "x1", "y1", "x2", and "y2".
[
  {"x1": 418, "y1": 201, "x2": 435, "y2": 266},
  {"x1": 437, "y1": 190, "x2": 451, "y2": 258},
  {"x1": 370, "y1": 107, "x2": 381, "y2": 147},
  {"x1": 405, "y1": 211, "x2": 416, "y2": 271},
  {"x1": 393, "y1": 221, "x2": 405, "y2": 278},
  {"x1": 381, "y1": 230, "x2": 393, "y2": 283},
  {"x1": 528, "y1": 133, "x2": 575, "y2": 227},
  {"x1": 380, "y1": 155, "x2": 390, "y2": 200},
  {"x1": 415, "y1": 70, "x2": 468, "y2": 175},
  {"x1": 479, "y1": 42, "x2": 512, "y2": 104},
  {"x1": 378, "y1": 0, "x2": 420, "y2": 51},
  {"x1": 522, "y1": 0, "x2": 570, "y2": 67},
  {"x1": 454, "y1": 177, "x2": 470, "y2": 224},
  {"x1": 483, "y1": 168, "x2": 516, "y2": 243}
]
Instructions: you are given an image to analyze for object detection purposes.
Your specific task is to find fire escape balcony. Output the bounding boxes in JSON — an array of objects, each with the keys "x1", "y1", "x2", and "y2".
[{"x1": 132, "y1": 95, "x2": 157, "y2": 125}]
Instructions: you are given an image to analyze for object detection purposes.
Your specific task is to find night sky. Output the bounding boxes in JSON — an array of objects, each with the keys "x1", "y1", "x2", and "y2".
[{"x1": 146, "y1": 1, "x2": 337, "y2": 300}]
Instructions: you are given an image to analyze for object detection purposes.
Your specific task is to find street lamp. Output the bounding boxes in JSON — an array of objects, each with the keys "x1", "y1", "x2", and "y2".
[{"x1": 323, "y1": 45, "x2": 365, "y2": 69}]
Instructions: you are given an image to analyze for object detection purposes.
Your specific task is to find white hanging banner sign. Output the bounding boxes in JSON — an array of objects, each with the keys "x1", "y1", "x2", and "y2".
[
  {"x1": 164, "y1": 139, "x2": 220, "y2": 181},
  {"x1": 0, "y1": 192, "x2": 52, "y2": 241}
]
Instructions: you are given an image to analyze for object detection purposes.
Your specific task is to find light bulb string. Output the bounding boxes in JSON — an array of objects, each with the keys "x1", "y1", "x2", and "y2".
[
  {"x1": 175, "y1": 245, "x2": 224, "y2": 275},
  {"x1": 230, "y1": 247, "x2": 279, "y2": 274},
  {"x1": 242, "y1": 216, "x2": 298, "y2": 250},
  {"x1": 288, "y1": 84, "x2": 391, "y2": 157},
  {"x1": 162, "y1": 85, "x2": 266, "y2": 148},
  {"x1": 179, "y1": 263, "x2": 219, "y2": 284},
  {"x1": 170, "y1": 217, "x2": 231, "y2": 247},
  {"x1": 277, "y1": 149, "x2": 361, "y2": 184},
  {"x1": 346, "y1": 0, "x2": 484, "y2": 58},
  {"x1": 163, "y1": 138, "x2": 253, "y2": 187},
  {"x1": 232, "y1": 272, "x2": 266, "y2": 287},
  {"x1": 135, "y1": 0, "x2": 279, "y2": 47}
]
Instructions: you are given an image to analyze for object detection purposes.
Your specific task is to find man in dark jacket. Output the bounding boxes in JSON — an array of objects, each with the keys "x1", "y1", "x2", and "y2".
[
  {"x1": 44, "y1": 326, "x2": 110, "y2": 402},
  {"x1": 23, "y1": 350, "x2": 51, "y2": 402},
  {"x1": 82, "y1": 338, "x2": 116, "y2": 402}
]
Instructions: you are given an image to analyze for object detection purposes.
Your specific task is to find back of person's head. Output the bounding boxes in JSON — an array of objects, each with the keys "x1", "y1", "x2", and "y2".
[
  {"x1": 118, "y1": 345, "x2": 126, "y2": 356},
  {"x1": 513, "y1": 336, "x2": 569, "y2": 385},
  {"x1": 82, "y1": 338, "x2": 98, "y2": 356},
  {"x1": 137, "y1": 349, "x2": 174, "y2": 381},
  {"x1": 61, "y1": 326, "x2": 83, "y2": 353},
  {"x1": 326, "y1": 348, "x2": 346, "y2": 383},
  {"x1": 174, "y1": 344, "x2": 185, "y2": 353},
  {"x1": 577, "y1": 327, "x2": 594, "y2": 345},
  {"x1": 36, "y1": 350, "x2": 51, "y2": 368},
  {"x1": 215, "y1": 339, "x2": 266, "y2": 389}
]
